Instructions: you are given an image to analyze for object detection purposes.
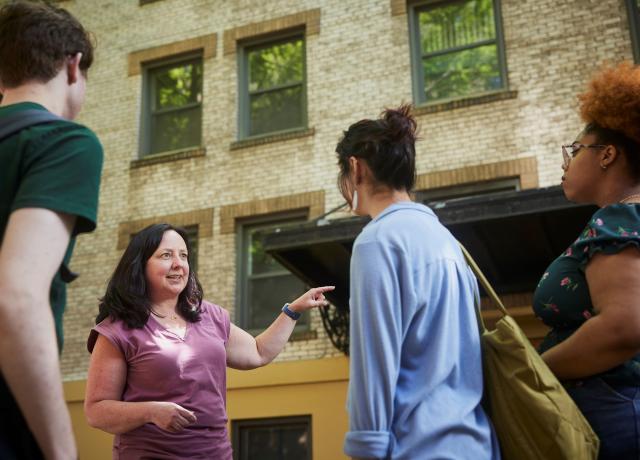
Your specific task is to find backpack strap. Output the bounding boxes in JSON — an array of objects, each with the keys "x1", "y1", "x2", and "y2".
[{"x1": 0, "y1": 109, "x2": 63, "y2": 142}]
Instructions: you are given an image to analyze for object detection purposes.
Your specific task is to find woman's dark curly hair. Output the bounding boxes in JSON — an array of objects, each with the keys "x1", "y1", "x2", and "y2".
[
  {"x1": 578, "y1": 61, "x2": 640, "y2": 179},
  {"x1": 95, "y1": 223, "x2": 203, "y2": 328}
]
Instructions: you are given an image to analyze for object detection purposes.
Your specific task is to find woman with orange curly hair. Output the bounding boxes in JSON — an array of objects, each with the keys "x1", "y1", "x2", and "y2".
[{"x1": 532, "y1": 61, "x2": 640, "y2": 460}]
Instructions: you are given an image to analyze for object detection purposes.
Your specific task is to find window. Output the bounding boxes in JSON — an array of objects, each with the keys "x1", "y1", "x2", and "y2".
[
  {"x1": 141, "y1": 55, "x2": 203, "y2": 156},
  {"x1": 184, "y1": 225, "x2": 198, "y2": 273},
  {"x1": 232, "y1": 416, "x2": 311, "y2": 460},
  {"x1": 237, "y1": 217, "x2": 308, "y2": 333},
  {"x1": 409, "y1": 0, "x2": 507, "y2": 104},
  {"x1": 627, "y1": 0, "x2": 640, "y2": 63},
  {"x1": 416, "y1": 177, "x2": 519, "y2": 205},
  {"x1": 239, "y1": 34, "x2": 306, "y2": 138}
]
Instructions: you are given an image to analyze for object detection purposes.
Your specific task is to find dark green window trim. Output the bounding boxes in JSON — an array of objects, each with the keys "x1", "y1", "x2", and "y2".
[
  {"x1": 235, "y1": 213, "x2": 309, "y2": 335},
  {"x1": 237, "y1": 31, "x2": 308, "y2": 140},
  {"x1": 627, "y1": 0, "x2": 640, "y2": 63},
  {"x1": 415, "y1": 177, "x2": 520, "y2": 206},
  {"x1": 139, "y1": 53, "x2": 203, "y2": 158},
  {"x1": 408, "y1": 0, "x2": 508, "y2": 106},
  {"x1": 232, "y1": 415, "x2": 312, "y2": 460},
  {"x1": 183, "y1": 225, "x2": 199, "y2": 274}
]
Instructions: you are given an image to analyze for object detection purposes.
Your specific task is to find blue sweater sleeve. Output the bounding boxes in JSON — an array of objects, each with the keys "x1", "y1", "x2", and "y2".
[{"x1": 344, "y1": 239, "x2": 405, "y2": 459}]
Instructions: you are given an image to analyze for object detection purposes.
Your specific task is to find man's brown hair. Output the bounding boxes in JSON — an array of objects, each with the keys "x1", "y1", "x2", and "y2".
[{"x1": 0, "y1": 1, "x2": 94, "y2": 88}]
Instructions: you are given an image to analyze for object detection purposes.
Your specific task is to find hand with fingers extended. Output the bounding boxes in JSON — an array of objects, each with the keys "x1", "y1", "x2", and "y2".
[
  {"x1": 288, "y1": 286, "x2": 335, "y2": 313},
  {"x1": 148, "y1": 402, "x2": 197, "y2": 433}
]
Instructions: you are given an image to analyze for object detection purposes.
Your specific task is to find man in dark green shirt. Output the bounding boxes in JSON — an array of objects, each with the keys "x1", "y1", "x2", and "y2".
[{"x1": 0, "y1": 2, "x2": 103, "y2": 459}]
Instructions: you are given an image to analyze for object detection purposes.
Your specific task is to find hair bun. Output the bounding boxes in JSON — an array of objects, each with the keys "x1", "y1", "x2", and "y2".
[
  {"x1": 382, "y1": 104, "x2": 417, "y2": 143},
  {"x1": 579, "y1": 61, "x2": 640, "y2": 144}
]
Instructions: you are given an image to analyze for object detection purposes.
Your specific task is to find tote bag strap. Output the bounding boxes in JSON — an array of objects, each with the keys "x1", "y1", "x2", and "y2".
[{"x1": 458, "y1": 242, "x2": 509, "y2": 333}]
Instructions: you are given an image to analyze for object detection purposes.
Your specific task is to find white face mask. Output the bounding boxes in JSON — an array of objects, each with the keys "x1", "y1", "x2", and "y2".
[{"x1": 351, "y1": 190, "x2": 358, "y2": 211}]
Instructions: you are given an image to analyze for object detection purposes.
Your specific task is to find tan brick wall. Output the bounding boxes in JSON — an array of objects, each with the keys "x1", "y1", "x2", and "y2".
[
  {"x1": 415, "y1": 157, "x2": 539, "y2": 191},
  {"x1": 390, "y1": 0, "x2": 406, "y2": 16},
  {"x1": 117, "y1": 208, "x2": 214, "y2": 249},
  {"x1": 128, "y1": 33, "x2": 217, "y2": 76},
  {"x1": 223, "y1": 8, "x2": 321, "y2": 55},
  {"x1": 219, "y1": 190, "x2": 325, "y2": 234},
  {"x1": 58, "y1": 0, "x2": 635, "y2": 380}
]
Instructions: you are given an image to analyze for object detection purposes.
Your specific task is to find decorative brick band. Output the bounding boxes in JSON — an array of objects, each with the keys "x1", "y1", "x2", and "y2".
[
  {"x1": 117, "y1": 208, "x2": 214, "y2": 249},
  {"x1": 390, "y1": 0, "x2": 407, "y2": 16},
  {"x1": 128, "y1": 33, "x2": 217, "y2": 76},
  {"x1": 223, "y1": 8, "x2": 321, "y2": 55},
  {"x1": 230, "y1": 128, "x2": 314, "y2": 151},
  {"x1": 219, "y1": 190, "x2": 325, "y2": 234},
  {"x1": 413, "y1": 90, "x2": 518, "y2": 115},
  {"x1": 415, "y1": 157, "x2": 538, "y2": 191},
  {"x1": 130, "y1": 147, "x2": 206, "y2": 169}
]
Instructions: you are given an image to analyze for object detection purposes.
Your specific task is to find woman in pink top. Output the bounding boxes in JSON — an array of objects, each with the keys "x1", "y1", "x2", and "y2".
[{"x1": 84, "y1": 223, "x2": 333, "y2": 459}]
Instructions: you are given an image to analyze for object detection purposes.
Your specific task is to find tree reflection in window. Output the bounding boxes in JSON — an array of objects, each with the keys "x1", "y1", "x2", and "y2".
[
  {"x1": 413, "y1": 0, "x2": 506, "y2": 103},
  {"x1": 239, "y1": 219, "x2": 308, "y2": 333},
  {"x1": 147, "y1": 57, "x2": 203, "y2": 155},
  {"x1": 244, "y1": 37, "x2": 305, "y2": 137}
]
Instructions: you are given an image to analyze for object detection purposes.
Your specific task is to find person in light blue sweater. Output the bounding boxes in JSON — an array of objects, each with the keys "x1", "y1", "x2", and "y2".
[{"x1": 336, "y1": 105, "x2": 501, "y2": 460}]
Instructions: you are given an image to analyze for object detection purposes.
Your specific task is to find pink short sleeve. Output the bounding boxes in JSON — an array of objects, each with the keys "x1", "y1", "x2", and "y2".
[
  {"x1": 201, "y1": 301, "x2": 231, "y2": 344},
  {"x1": 87, "y1": 318, "x2": 131, "y2": 358}
]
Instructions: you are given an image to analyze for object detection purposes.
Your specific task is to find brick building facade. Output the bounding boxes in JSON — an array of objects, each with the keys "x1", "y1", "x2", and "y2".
[{"x1": 46, "y1": 0, "x2": 639, "y2": 457}]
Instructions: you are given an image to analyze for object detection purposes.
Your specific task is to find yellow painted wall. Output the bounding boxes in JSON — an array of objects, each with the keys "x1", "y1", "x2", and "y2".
[
  {"x1": 64, "y1": 380, "x2": 113, "y2": 460},
  {"x1": 227, "y1": 356, "x2": 350, "y2": 460},
  {"x1": 65, "y1": 356, "x2": 350, "y2": 460}
]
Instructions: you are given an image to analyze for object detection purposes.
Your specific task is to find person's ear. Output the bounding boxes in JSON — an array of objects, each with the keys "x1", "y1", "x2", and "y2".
[
  {"x1": 349, "y1": 156, "x2": 359, "y2": 184},
  {"x1": 349, "y1": 156, "x2": 367, "y2": 185},
  {"x1": 66, "y1": 52, "x2": 83, "y2": 85},
  {"x1": 600, "y1": 144, "x2": 619, "y2": 170}
]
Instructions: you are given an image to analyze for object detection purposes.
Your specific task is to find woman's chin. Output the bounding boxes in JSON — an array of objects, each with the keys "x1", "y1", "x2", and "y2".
[
  {"x1": 561, "y1": 183, "x2": 588, "y2": 204},
  {"x1": 160, "y1": 285, "x2": 187, "y2": 298},
  {"x1": 561, "y1": 181, "x2": 575, "y2": 202}
]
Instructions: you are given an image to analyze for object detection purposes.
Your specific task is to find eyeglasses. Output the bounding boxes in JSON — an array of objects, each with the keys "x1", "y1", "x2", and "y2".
[{"x1": 561, "y1": 143, "x2": 607, "y2": 168}]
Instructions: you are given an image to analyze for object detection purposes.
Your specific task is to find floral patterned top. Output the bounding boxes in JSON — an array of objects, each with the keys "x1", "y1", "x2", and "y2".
[{"x1": 532, "y1": 203, "x2": 640, "y2": 384}]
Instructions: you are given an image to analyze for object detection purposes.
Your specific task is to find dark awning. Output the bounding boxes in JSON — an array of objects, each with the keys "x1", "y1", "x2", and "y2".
[
  {"x1": 258, "y1": 186, "x2": 597, "y2": 354},
  {"x1": 260, "y1": 186, "x2": 596, "y2": 310}
]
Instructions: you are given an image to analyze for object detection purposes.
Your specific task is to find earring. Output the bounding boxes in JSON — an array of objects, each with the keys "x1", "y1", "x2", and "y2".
[
  {"x1": 352, "y1": 190, "x2": 358, "y2": 211},
  {"x1": 601, "y1": 164, "x2": 607, "y2": 171}
]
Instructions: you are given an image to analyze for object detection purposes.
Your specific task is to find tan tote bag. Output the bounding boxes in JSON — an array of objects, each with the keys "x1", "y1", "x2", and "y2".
[{"x1": 459, "y1": 244, "x2": 599, "y2": 460}]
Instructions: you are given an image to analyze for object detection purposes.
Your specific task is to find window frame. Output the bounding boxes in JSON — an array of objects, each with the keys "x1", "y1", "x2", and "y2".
[
  {"x1": 237, "y1": 30, "x2": 308, "y2": 140},
  {"x1": 415, "y1": 177, "x2": 520, "y2": 205},
  {"x1": 183, "y1": 225, "x2": 199, "y2": 274},
  {"x1": 232, "y1": 415, "x2": 312, "y2": 460},
  {"x1": 408, "y1": 0, "x2": 508, "y2": 106},
  {"x1": 139, "y1": 52, "x2": 204, "y2": 157},
  {"x1": 627, "y1": 0, "x2": 640, "y2": 63},
  {"x1": 235, "y1": 212, "x2": 310, "y2": 335}
]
